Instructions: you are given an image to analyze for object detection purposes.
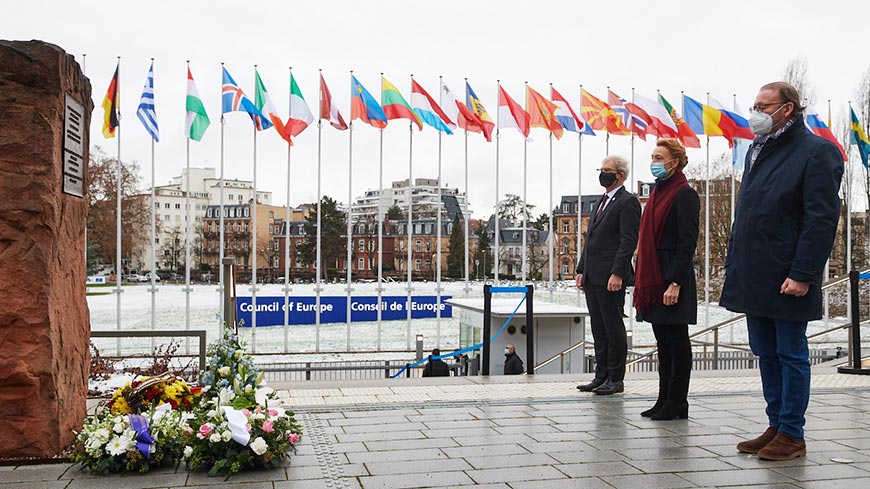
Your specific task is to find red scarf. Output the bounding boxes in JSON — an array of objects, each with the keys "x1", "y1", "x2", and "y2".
[{"x1": 634, "y1": 171, "x2": 688, "y2": 314}]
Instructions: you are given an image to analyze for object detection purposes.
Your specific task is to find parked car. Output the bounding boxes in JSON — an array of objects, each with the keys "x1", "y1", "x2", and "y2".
[
  {"x1": 144, "y1": 272, "x2": 161, "y2": 282},
  {"x1": 200, "y1": 273, "x2": 214, "y2": 281}
]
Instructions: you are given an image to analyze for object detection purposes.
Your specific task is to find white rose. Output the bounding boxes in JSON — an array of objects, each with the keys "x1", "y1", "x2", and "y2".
[
  {"x1": 209, "y1": 433, "x2": 222, "y2": 443},
  {"x1": 93, "y1": 428, "x2": 110, "y2": 443},
  {"x1": 112, "y1": 422, "x2": 124, "y2": 434},
  {"x1": 233, "y1": 350, "x2": 243, "y2": 360},
  {"x1": 183, "y1": 446, "x2": 193, "y2": 458},
  {"x1": 249, "y1": 437, "x2": 268, "y2": 456},
  {"x1": 218, "y1": 366, "x2": 231, "y2": 377},
  {"x1": 222, "y1": 431, "x2": 232, "y2": 442}
]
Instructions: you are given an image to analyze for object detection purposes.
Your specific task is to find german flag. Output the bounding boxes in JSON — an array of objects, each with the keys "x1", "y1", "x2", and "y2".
[{"x1": 101, "y1": 63, "x2": 119, "y2": 138}]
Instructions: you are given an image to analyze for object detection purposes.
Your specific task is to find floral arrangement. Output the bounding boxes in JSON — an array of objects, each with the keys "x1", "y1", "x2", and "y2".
[
  {"x1": 73, "y1": 406, "x2": 186, "y2": 474},
  {"x1": 182, "y1": 328, "x2": 302, "y2": 478},
  {"x1": 107, "y1": 372, "x2": 201, "y2": 414}
]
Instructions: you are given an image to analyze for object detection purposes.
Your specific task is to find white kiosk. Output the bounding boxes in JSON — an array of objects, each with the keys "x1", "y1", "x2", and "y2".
[{"x1": 447, "y1": 286, "x2": 589, "y2": 375}]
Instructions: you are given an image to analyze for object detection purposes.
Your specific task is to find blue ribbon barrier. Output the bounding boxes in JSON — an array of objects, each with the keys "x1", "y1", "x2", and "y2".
[
  {"x1": 390, "y1": 293, "x2": 527, "y2": 378},
  {"x1": 860, "y1": 272, "x2": 870, "y2": 280},
  {"x1": 128, "y1": 414, "x2": 154, "y2": 458}
]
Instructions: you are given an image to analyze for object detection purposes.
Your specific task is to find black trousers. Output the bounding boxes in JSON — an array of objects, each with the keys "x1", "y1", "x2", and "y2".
[
  {"x1": 585, "y1": 284, "x2": 627, "y2": 382},
  {"x1": 652, "y1": 323, "x2": 692, "y2": 402}
]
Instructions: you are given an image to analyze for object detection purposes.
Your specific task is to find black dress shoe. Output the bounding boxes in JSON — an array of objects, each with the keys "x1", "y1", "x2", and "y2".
[
  {"x1": 577, "y1": 378, "x2": 607, "y2": 392},
  {"x1": 593, "y1": 379, "x2": 624, "y2": 395},
  {"x1": 641, "y1": 398, "x2": 665, "y2": 418},
  {"x1": 650, "y1": 400, "x2": 688, "y2": 420}
]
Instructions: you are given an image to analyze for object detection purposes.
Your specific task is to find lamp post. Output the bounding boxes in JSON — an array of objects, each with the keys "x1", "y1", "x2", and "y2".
[{"x1": 475, "y1": 258, "x2": 480, "y2": 280}]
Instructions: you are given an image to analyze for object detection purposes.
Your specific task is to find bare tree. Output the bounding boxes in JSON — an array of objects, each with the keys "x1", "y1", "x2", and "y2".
[{"x1": 781, "y1": 57, "x2": 816, "y2": 108}]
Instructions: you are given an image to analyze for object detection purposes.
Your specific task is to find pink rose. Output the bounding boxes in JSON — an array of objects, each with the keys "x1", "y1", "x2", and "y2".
[
  {"x1": 241, "y1": 409, "x2": 251, "y2": 417},
  {"x1": 262, "y1": 421, "x2": 274, "y2": 433},
  {"x1": 254, "y1": 406, "x2": 263, "y2": 414},
  {"x1": 287, "y1": 433, "x2": 300, "y2": 444},
  {"x1": 182, "y1": 426, "x2": 193, "y2": 435},
  {"x1": 246, "y1": 424, "x2": 252, "y2": 433},
  {"x1": 268, "y1": 409, "x2": 278, "y2": 417},
  {"x1": 199, "y1": 424, "x2": 212, "y2": 438}
]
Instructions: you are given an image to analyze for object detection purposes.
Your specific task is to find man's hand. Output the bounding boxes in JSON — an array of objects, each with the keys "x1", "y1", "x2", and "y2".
[
  {"x1": 663, "y1": 283, "x2": 680, "y2": 306},
  {"x1": 575, "y1": 274, "x2": 583, "y2": 291},
  {"x1": 780, "y1": 278, "x2": 810, "y2": 297},
  {"x1": 607, "y1": 274, "x2": 623, "y2": 292}
]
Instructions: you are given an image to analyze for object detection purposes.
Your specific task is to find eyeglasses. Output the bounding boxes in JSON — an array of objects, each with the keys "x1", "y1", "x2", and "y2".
[
  {"x1": 597, "y1": 168, "x2": 621, "y2": 174},
  {"x1": 749, "y1": 101, "x2": 787, "y2": 113}
]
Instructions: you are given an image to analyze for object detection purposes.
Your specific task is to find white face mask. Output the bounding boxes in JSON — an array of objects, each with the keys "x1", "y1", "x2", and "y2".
[
  {"x1": 504, "y1": 348, "x2": 510, "y2": 356},
  {"x1": 749, "y1": 104, "x2": 787, "y2": 136}
]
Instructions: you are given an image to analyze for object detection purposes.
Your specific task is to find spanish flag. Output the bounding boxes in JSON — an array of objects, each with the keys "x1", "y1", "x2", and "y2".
[{"x1": 101, "y1": 63, "x2": 120, "y2": 139}]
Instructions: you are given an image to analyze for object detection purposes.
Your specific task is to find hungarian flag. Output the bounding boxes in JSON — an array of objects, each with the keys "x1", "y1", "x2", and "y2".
[
  {"x1": 526, "y1": 85, "x2": 563, "y2": 139},
  {"x1": 350, "y1": 75, "x2": 387, "y2": 129},
  {"x1": 185, "y1": 66, "x2": 210, "y2": 141},
  {"x1": 581, "y1": 88, "x2": 629, "y2": 135},
  {"x1": 497, "y1": 84, "x2": 530, "y2": 138},
  {"x1": 382, "y1": 76, "x2": 422, "y2": 130},
  {"x1": 285, "y1": 73, "x2": 314, "y2": 139},
  {"x1": 101, "y1": 62, "x2": 120, "y2": 139},
  {"x1": 658, "y1": 93, "x2": 700, "y2": 148},
  {"x1": 319, "y1": 74, "x2": 348, "y2": 130},
  {"x1": 254, "y1": 69, "x2": 289, "y2": 143}
]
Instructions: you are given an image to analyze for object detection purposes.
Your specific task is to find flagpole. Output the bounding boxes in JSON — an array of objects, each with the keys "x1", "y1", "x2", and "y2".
[
  {"x1": 283, "y1": 66, "x2": 293, "y2": 354},
  {"x1": 114, "y1": 56, "x2": 122, "y2": 356},
  {"x1": 704, "y1": 92, "x2": 711, "y2": 334},
  {"x1": 406, "y1": 75, "x2": 414, "y2": 352},
  {"x1": 846, "y1": 101, "x2": 853, "y2": 329},
  {"x1": 628, "y1": 87, "x2": 636, "y2": 338},
  {"x1": 184, "y1": 63, "x2": 193, "y2": 355},
  {"x1": 149, "y1": 59, "x2": 157, "y2": 353},
  {"x1": 730, "y1": 93, "x2": 739, "y2": 343},
  {"x1": 436, "y1": 77, "x2": 443, "y2": 349},
  {"x1": 461, "y1": 77, "x2": 471, "y2": 298},
  {"x1": 495, "y1": 80, "x2": 501, "y2": 285},
  {"x1": 316, "y1": 69, "x2": 324, "y2": 351},
  {"x1": 521, "y1": 82, "x2": 528, "y2": 285},
  {"x1": 83, "y1": 53, "x2": 88, "y2": 288},
  {"x1": 548, "y1": 82, "x2": 555, "y2": 300},
  {"x1": 377, "y1": 124, "x2": 384, "y2": 351},
  {"x1": 219, "y1": 63, "x2": 226, "y2": 334},
  {"x1": 344, "y1": 71, "x2": 354, "y2": 354},
  {"x1": 577, "y1": 131, "x2": 583, "y2": 308},
  {"x1": 250, "y1": 65, "x2": 260, "y2": 354},
  {"x1": 823, "y1": 98, "x2": 832, "y2": 328}
]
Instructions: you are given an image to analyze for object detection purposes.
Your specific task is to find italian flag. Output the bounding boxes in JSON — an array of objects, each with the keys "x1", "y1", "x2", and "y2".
[
  {"x1": 285, "y1": 73, "x2": 314, "y2": 139},
  {"x1": 254, "y1": 70, "x2": 290, "y2": 143},
  {"x1": 185, "y1": 67, "x2": 210, "y2": 141}
]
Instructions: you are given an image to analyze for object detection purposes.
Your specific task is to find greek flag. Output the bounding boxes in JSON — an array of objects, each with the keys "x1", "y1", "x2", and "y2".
[{"x1": 136, "y1": 62, "x2": 159, "y2": 141}]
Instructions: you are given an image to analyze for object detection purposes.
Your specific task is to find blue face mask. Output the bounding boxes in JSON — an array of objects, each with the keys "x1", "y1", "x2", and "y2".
[{"x1": 650, "y1": 160, "x2": 672, "y2": 179}]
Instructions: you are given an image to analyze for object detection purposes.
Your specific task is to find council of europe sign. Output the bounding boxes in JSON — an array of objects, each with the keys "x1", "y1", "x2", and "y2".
[{"x1": 236, "y1": 295, "x2": 453, "y2": 326}]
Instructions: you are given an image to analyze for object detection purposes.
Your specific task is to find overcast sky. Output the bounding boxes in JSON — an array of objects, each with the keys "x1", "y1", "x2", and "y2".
[{"x1": 4, "y1": 0, "x2": 867, "y2": 217}]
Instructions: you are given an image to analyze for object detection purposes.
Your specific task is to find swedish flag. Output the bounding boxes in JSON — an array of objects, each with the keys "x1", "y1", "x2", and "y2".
[{"x1": 850, "y1": 108, "x2": 870, "y2": 169}]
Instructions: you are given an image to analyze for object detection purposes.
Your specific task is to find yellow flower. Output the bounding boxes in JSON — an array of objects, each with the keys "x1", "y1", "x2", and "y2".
[{"x1": 110, "y1": 396, "x2": 131, "y2": 414}]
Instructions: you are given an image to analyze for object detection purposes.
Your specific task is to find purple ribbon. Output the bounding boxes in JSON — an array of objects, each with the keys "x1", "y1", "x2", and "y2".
[{"x1": 128, "y1": 414, "x2": 154, "y2": 458}]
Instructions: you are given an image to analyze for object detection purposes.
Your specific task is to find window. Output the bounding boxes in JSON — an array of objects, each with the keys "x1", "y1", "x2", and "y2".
[
  {"x1": 562, "y1": 221, "x2": 569, "y2": 233},
  {"x1": 425, "y1": 241, "x2": 431, "y2": 252},
  {"x1": 164, "y1": 215, "x2": 170, "y2": 222},
  {"x1": 415, "y1": 240, "x2": 422, "y2": 252},
  {"x1": 164, "y1": 203, "x2": 170, "y2": 209},
  {"x1": 359, "y1": 240, "x2": 365, "y2": 252},
  {"x1": 369, "y1": 240, "x2": 375, "y2": 251},
  {"x1": 562, "y1": 261, "x2": 570, "y2": 275},
  {"x1": 175, "y1": 203, "x2": 181, "y2": 209},
  {"x1": 399, "y1": 240, "x2": 404, "y2": 251},
  {"x1": 269, "y1": 211, "x2": 274, "y2": 218},
  {"x1": 273, "y1": 257, "x2": 279, "y2": 268},
  {"x1": 415, "y1": 259, "x2": 421, "y2": 271},
  {"x1": 269, "y1": 224, "x2": 274, "y2": 234},
  {"x1": 358, "y1": 257, "x2": 365, "y2": 270},
  {"x1": 154, "y1": 202, "x2": 159, "y2": 209},
  {"x1": 562, "y1": 241, "x2": 569, "y2": 254},
  {"x1": 229, "y1": 194, "x2": 234, "y2": 200},
  {"x1": 155, "y1": 237, "x2": 159, "y2": 244},
  {"x1": 562, "y1": 203, "x2": 569, "y2": 212}
]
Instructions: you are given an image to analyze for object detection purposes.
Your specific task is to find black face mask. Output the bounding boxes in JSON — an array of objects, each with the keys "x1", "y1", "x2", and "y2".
[{"x1": 599, "y1": 171, "x2": 617, "y2": 188}]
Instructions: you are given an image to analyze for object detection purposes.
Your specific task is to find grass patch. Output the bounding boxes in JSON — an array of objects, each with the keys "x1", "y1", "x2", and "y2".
[{"x1": 86, "y1": 292, "x2": 111, "y2": 296}]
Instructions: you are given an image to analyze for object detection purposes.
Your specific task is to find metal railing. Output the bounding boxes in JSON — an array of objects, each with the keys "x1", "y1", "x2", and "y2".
[
  {"x1": 90, "y1": 329, "x2": 207, "y2": 383},
  {"x1": 258, "y1": 358, "x2": 474, "y2": 382}
]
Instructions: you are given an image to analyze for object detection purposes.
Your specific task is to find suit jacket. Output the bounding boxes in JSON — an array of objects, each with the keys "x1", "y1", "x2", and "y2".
[{"x1": 576, "y1": 186, "x2": 641, "y2": 287}]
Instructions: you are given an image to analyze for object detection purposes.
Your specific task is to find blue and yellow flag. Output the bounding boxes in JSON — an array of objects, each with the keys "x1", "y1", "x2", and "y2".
[{"x1": 850, "y1": 108, "x2": 870, "y2": 169}]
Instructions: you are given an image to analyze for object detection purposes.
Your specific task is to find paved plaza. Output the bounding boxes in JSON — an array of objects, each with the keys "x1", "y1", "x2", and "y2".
[{"x1": 3, "y1": 364, "x2": 870, "y2": 488}]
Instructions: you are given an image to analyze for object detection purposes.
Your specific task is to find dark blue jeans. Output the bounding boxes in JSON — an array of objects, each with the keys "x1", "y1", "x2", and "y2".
[{"x1": 746, "y1": 315, "x2": 810, "y2": 440}]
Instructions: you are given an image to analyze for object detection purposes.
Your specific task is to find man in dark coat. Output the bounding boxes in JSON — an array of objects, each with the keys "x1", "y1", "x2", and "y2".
[
  {"x1": 575, "y1": 155, "x2": 641, "y2": 395},
  {"x1": 503, "y1": 343, "x2": 524, "y2": 375},
  {"x1": 421, "y1": 349, "x2": 451, "y2": 377},
  {"x1": 720, "y1": 82, "x2": 844, "y2": 461}
]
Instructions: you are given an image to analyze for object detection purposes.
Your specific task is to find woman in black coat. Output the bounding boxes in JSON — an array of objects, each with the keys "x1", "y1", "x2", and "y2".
[{"x1": 634, "y1": 138, "x2": 700, "y2": 420}]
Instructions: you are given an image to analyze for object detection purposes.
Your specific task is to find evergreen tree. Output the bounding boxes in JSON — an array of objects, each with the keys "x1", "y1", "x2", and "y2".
[
  {"x1": 447, "y1": 215, "x2": 465, "y2": 278},
  {"x1": 297, "y1": 196, "x2": 346, "y2": 280},
  {"x1": 386, "y1": 204, "x2": 404, "y2": 221},
  {"x1": 473, "y1": 221, "x2": 493, "y2": 279}
]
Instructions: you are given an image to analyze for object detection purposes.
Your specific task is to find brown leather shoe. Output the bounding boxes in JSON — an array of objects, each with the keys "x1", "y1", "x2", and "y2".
[
  {"x1": 736, "y1": 427, "x2": 778, "y2": 454},
  {"x1": 757, "y1": 433, "x2": 806, "y2": 461}
]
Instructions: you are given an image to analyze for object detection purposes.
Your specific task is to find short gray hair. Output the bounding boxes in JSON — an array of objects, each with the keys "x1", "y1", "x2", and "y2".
[{"x1": 603, "y1": 155, "x2": 629, "y2": 179}]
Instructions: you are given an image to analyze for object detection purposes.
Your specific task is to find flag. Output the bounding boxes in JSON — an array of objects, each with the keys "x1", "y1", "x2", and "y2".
[
  {"x1": 806, "y1": 108, "x2": 846, "y2": 161},
  {"x1": 285, "y1": 72, "x2": 314, "y2": 138},
  {"x1": 633, "y1": 92, "x2": 678, "y2": 138},
  {"x1": 319, "y1": 74, "x2": 348, "y2": 130},
  {"x1": 658, "y1": 94, "x2": 700, "y2": 148},
  {"x1": 185, "y1": 67, "x2": 210, "y2": 141},
  {"x1": 101, "y1": 62, "x2": 120, "y2": 139},
  {"x1": 731, "y1": 97, "x2": 751, "y2": 170},
  {"x1": 350, "y1": 75, "x2": 388, "y2": 129},
  {"x1": 580, "y1": 88, "x2": 629, "y2": 135},
  {"x1": 497, "y1": 84, "x2": 530, "y2": 138},
  {"x1": 253, "y1": 70, "x2": 288, "y2": 141},
  {"x1": 551, "y1": 86, "x2": 593, "y2": 135},
  {"x1": 382, "y1": 76, "x2": 422, "y2": 130},
  {"x1": 411, "y1": 79, "x2": 453, "y2": 134},
  {"x1": 222, "y1": 67, "x2": 272, "y2": 130},
  {"x1": 608, "y1": 89, "x2": 650, "y2": 140},
  {"x1": 526, "y1": 85, "x2": 563, "y2": 139},
  {"x1": 709, "y1": 96, "x2": 754, "y2": 141},
  {"x1": 466, "y1": 82, "x2": 495, "y2": 141},
  {"x1": 440, "y1": 81, "x2": 479, "y2": 133},
  {"x1": 683, "y1": 94, "x2": 751, "y2": 146},
  {"x1": 136, "y1": 62, "x2": 158, "y2": 141},
  {"x1": 850, "y1": 107, "x2": 870, "y2": 169}
]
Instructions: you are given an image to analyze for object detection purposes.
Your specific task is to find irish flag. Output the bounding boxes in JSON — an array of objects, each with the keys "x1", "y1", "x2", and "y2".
[
  {"x1": 382, "y1": 76, "x2": 422, "y2": 130},
  {"x1": 185, "y1": 67, "x2": 210, "y2": 141},
  {"x1": 254, "y1": 70, "x2": 290, "y2": 143},
  {"x1": 285, "y1": 73, "x2": 314, "y2": 139}
]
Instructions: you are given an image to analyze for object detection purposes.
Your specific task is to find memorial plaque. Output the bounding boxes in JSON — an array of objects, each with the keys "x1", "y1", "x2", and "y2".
[{"x1": 62, "y1": 94, "x2": 85, "y2": 197}]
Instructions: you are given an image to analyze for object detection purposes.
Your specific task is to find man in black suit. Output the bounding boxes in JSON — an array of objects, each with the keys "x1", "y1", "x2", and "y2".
[{"x1": 575, "y1": 155, "x2": 641, "y2": 395}]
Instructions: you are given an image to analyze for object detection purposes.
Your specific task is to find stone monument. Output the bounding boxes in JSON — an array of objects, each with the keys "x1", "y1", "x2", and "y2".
[{"x1": 0, "y1": 40, "x2": 92, "y2": 459}]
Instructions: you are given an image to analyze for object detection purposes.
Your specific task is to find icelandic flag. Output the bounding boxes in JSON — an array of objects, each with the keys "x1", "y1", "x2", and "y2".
[
  {"x1": 136, "y1": 62, "x2": 159, "y2": 141},
  {"x1": 806, "y1": 108, "x2": 847, "y2": 161},
  {"x1": 222, "y1": 67, "x2": 272, "y2": 130},
  {"x1": 410, "y1": 79, "x2": 453, "y2": 134},
  {"x1": 551, "y1": 86, "x2": 593, "y2": 135}
]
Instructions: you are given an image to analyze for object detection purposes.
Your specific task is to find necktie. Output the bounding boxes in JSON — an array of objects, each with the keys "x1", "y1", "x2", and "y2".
[{"x1": 595, "y1": 195, "x2": 608, "y2": 221}]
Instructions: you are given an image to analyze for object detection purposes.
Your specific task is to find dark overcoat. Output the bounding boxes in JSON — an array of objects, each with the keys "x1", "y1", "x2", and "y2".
[
  {"x1": 576, "y1": 186, "x2": 641, "y2": 286},
  {"x1": 636, "y1": 178, "x2": 701, "y2": 325},
  {"x1": 719, "y1": 120, "x2": 844, "y2": 322}
]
